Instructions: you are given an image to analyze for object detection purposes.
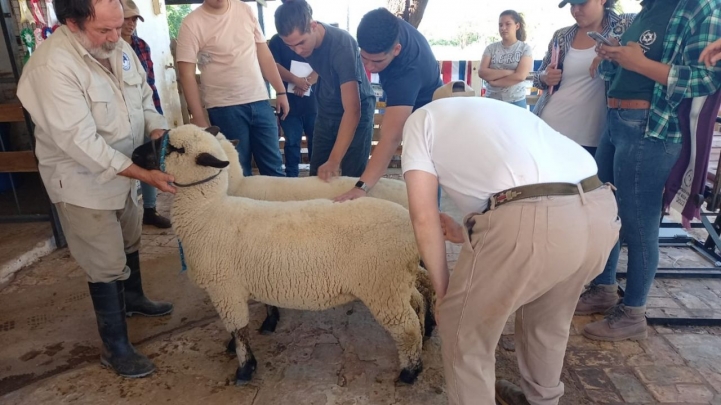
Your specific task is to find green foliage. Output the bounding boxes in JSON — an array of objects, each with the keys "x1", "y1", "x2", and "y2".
[{"x1": 167, "y1": 4, "x2": 192, "y2": 39}]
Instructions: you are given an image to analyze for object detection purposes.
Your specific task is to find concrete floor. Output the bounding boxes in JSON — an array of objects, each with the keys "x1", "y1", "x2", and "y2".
[{"x1": 2, "y1": 175, "x2": 721, "y2": 404}]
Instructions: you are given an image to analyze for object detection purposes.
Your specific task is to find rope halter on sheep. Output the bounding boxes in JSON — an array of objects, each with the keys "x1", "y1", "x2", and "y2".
[{"x1": 158, "y1": 129, "x2": 188, "y2": 273}]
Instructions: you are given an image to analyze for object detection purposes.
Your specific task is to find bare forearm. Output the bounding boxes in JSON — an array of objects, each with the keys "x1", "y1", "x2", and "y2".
[
  {"x1": 360, "y1": 135, "x2": 398, "y2": 187},
  {"x1": 412, "y1": 215, "x2": 450, "y2": 299},
  {"x1": 178, "y1": 65, "x2": 206, "y2": 123},
  {"x1": 479, "y1": 68, "x2": 514, "y2": 81},
  {"x1": 276, "y1": 63, "x2": 299, "y2": 84},
  {"x1": 636, "y1": 58, "x2": 671, "y2": 86},
  {"x1": 328, "y1": 110, "x2": 361, "y2": 163},
  {"x1": 118, "y1": 163, "x2": 151, "y2": 183},
  {"x1": 490, "y1": 75, "x2": 525, "y2": 87},
  {"x1": 258, "y1": 46, "x2": 285, "y2": 93}
]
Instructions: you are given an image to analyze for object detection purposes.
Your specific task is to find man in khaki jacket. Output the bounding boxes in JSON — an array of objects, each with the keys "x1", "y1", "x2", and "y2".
[{"x1": 18, "y1": 0, "x2": 174, "y2": 378}]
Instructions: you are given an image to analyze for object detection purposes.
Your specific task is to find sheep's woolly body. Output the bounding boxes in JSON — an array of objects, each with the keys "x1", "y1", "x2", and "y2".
[
  {"x1": 161, "y1": 125, "x2": 426, "y2": 379},
  {"x1": 217, "y1": 134, "x2": 409, "y2": 208}
]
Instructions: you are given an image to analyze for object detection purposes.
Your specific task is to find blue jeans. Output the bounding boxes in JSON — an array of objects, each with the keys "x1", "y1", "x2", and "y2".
[
  {"x1": 310, "y1": 99, "x2": 374, "y2": 177},
  {"x1": 207, "y1": 100, "x2": 285, "y2": 177},
  {"x1": 592, "y1": 109, "x2": 682, "y2": 307},
  {"x1": 280, "y1": 113, "x2": 316, "y2": 177},
  {"x1": 140, "y1": 181, "x2": 156, "y2": 209},
  {"x1": 583, "y1": 146, "x2": 597, "y2": 157},
  {"x1": 510, "y1": 99, "x2": 527, "y2": 109}
]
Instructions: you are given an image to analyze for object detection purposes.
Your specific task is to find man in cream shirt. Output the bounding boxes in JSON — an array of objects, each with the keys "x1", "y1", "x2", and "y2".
[{"x1": 18, "y1": 0, "x2": 174, "y2": 379}]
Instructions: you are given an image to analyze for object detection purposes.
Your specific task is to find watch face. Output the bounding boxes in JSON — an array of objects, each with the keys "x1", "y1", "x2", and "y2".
[{"x1": 355, "y1": 180, "x2": 364, "y2": 188}]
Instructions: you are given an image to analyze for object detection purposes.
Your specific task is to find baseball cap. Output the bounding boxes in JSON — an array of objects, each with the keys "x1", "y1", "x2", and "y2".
[
  {"x1": 432, "y1": 81, "x2": 476, "y2": 101},
  {"x1": 121, "y1": 0, "x2": 144, "y2": 21},
  {"x1": 558, "y1": 0, "x2": 587, "y2": 7}
]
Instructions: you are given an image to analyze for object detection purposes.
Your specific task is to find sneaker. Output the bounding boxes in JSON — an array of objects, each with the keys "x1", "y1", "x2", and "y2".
[
  {"x1": 583, "y1": 304, "x2": 648, "y2": 342},
  {"x1": 575, "y1": 284, "x2": 620, "y2": 315},
  {"x1": 143, "y1": 207, "x2": 172, "y2": 229},
  {"x1": 495, "y1": 380, "x2": 530, "y2": 405}
]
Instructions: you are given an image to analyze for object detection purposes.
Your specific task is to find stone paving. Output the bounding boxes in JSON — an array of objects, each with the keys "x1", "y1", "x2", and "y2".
[{"x1": 2, "y1": 179, "x2": 721, "y2": 404}]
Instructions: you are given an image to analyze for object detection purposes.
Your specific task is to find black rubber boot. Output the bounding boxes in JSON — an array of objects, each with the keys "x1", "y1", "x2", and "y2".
[
  {"x1": 88, "y1": 281, "x2": 156, "y2": 378},
  {"x1": 143, "y1": 207, "x2": 172, "y2": 229},
  {"x1": 124, "y1": 251, "x2": 174, "y2": 317}
]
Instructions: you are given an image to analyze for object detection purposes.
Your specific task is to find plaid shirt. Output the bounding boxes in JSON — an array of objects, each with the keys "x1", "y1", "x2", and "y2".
[
  {"x1": 599, "y1": 0, "x2": 721, "y2": 143},
  {"x1": 130, "y1": 35, "x2": 163, "y2": 115}
]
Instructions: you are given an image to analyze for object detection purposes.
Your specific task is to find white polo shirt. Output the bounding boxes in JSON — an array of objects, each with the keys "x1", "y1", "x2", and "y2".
[{"x1": 401, "y1": 97, "x2": 598, "y2": 215}]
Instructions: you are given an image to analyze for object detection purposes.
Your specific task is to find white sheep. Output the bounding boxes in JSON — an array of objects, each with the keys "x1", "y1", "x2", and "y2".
[
  {"x1": 213, "y1": 130, "x2": 409, "y2": 208},
  {"x1": 131, "y1": 125, "x2": 431, "y2": 385},
  {"x1": 210, "y1": 129, "x2": 434, "y2": 339}
]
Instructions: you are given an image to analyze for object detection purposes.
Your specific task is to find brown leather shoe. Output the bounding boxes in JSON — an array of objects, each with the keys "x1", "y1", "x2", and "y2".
[{"x1": 495, "y1": 380, "x2": 530, "y2": 405}]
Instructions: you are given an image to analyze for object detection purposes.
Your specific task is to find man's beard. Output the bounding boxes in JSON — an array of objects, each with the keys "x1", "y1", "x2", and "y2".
[{"x1": 74, "y1": 30, "x2": 118, "y2": 60}]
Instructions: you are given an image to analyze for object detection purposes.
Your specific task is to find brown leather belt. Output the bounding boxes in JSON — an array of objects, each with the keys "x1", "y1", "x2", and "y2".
[
  {"x1": 607, "y1": 98, "x2": 650, "y2": 110},
  {"x1": 489, "y1": 175, "x2": 604, "y2": 210}
]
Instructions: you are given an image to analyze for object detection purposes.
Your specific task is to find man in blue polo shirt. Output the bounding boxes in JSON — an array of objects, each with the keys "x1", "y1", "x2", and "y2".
[{"x1": 334, "y1": 7, "x2": 442, "y2": 202}]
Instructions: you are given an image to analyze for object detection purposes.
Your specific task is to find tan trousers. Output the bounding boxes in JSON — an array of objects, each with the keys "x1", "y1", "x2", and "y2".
[
  {"x1": 439, "y1": 185, "x2": 620, "y2": 405},
  {"x1": 55, "y1": 192, "x2": 142, "y2": 283}
]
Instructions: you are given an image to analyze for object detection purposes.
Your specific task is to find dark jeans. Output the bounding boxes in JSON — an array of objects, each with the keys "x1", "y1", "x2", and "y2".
[
  {"x1": 207, "y1": 100, "x2": 285, "y2": 177},
  {"x1": 280, "y1": 113, "x2": 316, "y2": 177},
  {"x1": 592, "y1": 109, "x2": 682, "y2": 307},
  {"x1": 583, "y1": 146, "x2": 597, "y2": 157},
  {"x1": 309, "y1": 98, "x2": 374, "y2": 178}
]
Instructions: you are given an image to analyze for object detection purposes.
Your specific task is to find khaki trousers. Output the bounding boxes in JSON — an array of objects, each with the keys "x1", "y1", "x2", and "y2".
[
  {"x1": 439, "y1": 185, "x2": 620, "y2": 405},
  {"x1": 55, "y1": 192, "x2": 142, "y2": 283}
]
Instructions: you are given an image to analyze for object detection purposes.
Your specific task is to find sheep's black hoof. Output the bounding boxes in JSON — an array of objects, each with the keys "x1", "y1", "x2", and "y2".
[
  {"x1": 234, "y1": 356, "x2": 257, "y2": 386},
  {"x1": 398, "y1": 362, "x2": 423, "y2": 385},
  {"x1": 226, "y1": 336, "x2": 236, "y2": 354},
  {"x1": 424, "y1": 308, "x2": 436, "y2": 338},
  {"x1": 259, "y1": 306, "x2": 280, "y2": 335}
]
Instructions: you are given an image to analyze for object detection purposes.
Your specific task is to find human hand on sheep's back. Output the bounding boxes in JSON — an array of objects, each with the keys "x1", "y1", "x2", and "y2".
[
  {"x1": 318, "y1": 160, "x2": 340, "y2": 182},
  {"x1": 333, "y1": 187, "x2": 366, "y2": 203}
]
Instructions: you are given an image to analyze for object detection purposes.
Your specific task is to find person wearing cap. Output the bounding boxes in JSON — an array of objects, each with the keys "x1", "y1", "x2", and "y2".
[
  {"x1": 578, "y1": 0, "x2": 721, "y2": 342},
  {"x1": 120, "y1": 0, "x2": 171, "y2": 229},
  {"x1": 533, "y1": 0, "x2": 635, "y2": 157},
  {"x1": 17, "y1": 0, "x2": 174, "y2": 379},
  {"x1": 333, "y1": 7, "x2": 442, "y2": 202},
  {"x1": 402, "y1": 81, "x2": 620, "y2": 404}
]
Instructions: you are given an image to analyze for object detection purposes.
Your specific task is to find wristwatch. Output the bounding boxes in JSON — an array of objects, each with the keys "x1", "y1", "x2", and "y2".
[{"x1": 355, "y1": 180, "x2": 370, "y2": 193}]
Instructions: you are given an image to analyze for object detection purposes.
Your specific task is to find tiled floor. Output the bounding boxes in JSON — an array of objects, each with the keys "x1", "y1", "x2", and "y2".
[{"x1": 2, "y1": 172, "x2": 721, "y2": 404}]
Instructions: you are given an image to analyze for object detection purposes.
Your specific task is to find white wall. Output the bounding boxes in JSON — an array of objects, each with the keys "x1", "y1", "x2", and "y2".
[{"x1": 135, "y1": 0, "x2": 183, "y2": 128}]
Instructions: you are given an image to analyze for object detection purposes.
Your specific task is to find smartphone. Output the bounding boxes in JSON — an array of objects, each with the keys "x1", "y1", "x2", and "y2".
[{"x1": 587, "y1": 31, "x2": 615, "y2": 46}]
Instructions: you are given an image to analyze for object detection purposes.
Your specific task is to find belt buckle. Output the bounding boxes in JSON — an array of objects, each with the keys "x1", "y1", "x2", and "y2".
[{"x1": 496, "y1": 189, "x2": 521, "y2": 204}]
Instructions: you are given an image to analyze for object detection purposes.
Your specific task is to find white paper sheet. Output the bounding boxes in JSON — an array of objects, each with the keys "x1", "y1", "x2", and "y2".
[{"x1": 287, "y1": 60, "x2": 313, "y2": 97}]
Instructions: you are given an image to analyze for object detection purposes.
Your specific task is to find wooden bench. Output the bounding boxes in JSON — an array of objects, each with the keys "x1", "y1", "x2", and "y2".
[{"x1": 0, "y1": 103, "x2": 37, "y2": 173}]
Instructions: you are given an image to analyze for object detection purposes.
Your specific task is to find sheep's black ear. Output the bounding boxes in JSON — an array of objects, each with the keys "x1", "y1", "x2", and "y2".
[
  {"x1": 204, "y1": 126, "x2": 220, "y2": 136},
  {"x1": 196, "y1": 153, "x2": 230, "y2": 168},
  {"x1": 229, "y1": 139, "x2": 239, "y2": 147}
]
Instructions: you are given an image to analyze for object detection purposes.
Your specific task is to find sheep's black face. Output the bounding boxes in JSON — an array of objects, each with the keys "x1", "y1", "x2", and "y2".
[{"x1": 130, "y1": 125, "x2": 221, "y2": 171}]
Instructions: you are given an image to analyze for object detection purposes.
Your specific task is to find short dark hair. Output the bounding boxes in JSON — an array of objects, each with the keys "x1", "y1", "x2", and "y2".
[
  {"x1": 499, "y1": 10, "x2": 526, "y2": 42},
  {"x1": 357, "y1": 8, "x2": 400, "y2": 54},
  {"x1": 55, "y1": 0, "x2": 104, "y2": 30},
  {"x1": 274, "y1": 0, "x2": 314, "y2": 37}
]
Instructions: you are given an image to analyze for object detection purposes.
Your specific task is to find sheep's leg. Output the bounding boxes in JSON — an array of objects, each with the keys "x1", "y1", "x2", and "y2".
[
  {"x1": 415, "y1": 267, "x2": 436, "y2": 338},
  {"x1": 364, "y1": 299, "x2": 423, "y2": 384},
  {"x1": 211, "y1": 290, "x2": 257, "y2": 385},
  {"x1": 259, "y1": 305, "x2": 280, "y2": 334},
  {"x1": 409, "y1": 288, "x2": 427, "y2": 339},
  {"x1": 232, "y1": 327, "x2": 257, "y2": 385}
]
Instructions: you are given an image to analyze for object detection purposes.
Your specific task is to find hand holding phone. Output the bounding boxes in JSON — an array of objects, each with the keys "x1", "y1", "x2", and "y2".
[{"x1": 587, "y1": 31, "x2": 615, "y2": 47}]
